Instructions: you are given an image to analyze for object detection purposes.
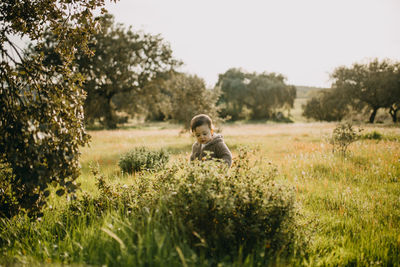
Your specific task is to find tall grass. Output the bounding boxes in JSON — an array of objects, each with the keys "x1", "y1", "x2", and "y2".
[{"x1": 1, "y1": 123, "x2": 399, "y2": 266}]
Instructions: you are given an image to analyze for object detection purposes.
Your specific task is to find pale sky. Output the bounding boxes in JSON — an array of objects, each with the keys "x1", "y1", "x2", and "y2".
[{"x1": 104, "y1": 0, "x2": 399, "y2": 88}]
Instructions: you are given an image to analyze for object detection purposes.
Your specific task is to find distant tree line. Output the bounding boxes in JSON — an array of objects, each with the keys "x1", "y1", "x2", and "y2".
[
  {"x1": 27, "y1": 14, "x2": 297, "y2": 129},
  {"x1": 303, "y1": 59, "x2": 400, "y2": 123}
]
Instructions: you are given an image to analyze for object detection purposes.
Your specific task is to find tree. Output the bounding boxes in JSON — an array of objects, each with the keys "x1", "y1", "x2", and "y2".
[
  {"x1": 302, "y1": 89, "x2": 350, "y2": 121},
  {"x1": 216, "y1": 69, "x2": 296, "y2": 121},
  {"x1": 331, "y1": 59, "x2": 400, "y2": 123},
  {"x1": 0, "y1": 0, "x2": 109, "y2": 217},
  {"x1": 246, "y1": 72, "x2": 296, "y2": 120},
  {"x1": 129, "y1": 71, "x2": 176, "y2": 122},
  {"x1": 216, "y1": 68, "x2": 250, "y2": 121},
  {"x1": 389, "y1": 102, "x2": 400, "y2": 123},
  {"x1": 161, "y1": 73, "x2": 221, "y2": 130},
  {"x1": 31, "y1": 14, "x2": 180, "y2": 129},
  {"x1": 387, "y1": 68, "x2": 400, "y2": 123},
  {"x1": 78, "y1": 14, "x2": 180, "y2": 128}
]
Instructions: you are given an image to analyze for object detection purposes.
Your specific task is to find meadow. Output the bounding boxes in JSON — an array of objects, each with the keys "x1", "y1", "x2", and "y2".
[{"x1": 1, "y1": 122, "x2": 400, "y2": 266}]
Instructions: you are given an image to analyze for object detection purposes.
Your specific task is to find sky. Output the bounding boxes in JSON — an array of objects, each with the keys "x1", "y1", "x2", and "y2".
[{"x1": 103, "y1": 0, "x2": 400, "y2": 88}]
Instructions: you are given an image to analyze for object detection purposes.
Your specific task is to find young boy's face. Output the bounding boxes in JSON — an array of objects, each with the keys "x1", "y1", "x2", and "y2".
[{"x1": 194, "y1": 124, "x2": 212, "y2": 144}]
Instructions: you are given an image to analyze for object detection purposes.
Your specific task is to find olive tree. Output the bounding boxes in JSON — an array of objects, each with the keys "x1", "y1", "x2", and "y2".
[
  {"x1": 246, "y1": 72, "x2": 296, "y2": 120},
  {"x1": 162, "y1": 73, "x2": 221, "y2": 130},
  {"x1": 77, "y1": 14, "x2": 180, "y2": 128},
  {"x1": 331, "y1": 59, "x2": 400, "y2": 123},
  {"x1": 216, "y1": 68, "x2": 251, "y2": 121},
  {"x1": 302, "y1": 89, "x2": 350, "y2": 122},
  {"x1": 0, "y1": 0, "x2": 110, "y2": 217},
  {"x1": 216, "y1": 69, "x2": 296, "y2": 121},
  {"x1": 30, "y1": 14, "x2": 180, "y2": 129}
]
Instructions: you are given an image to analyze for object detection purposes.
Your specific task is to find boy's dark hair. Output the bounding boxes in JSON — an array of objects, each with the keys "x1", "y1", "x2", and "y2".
[{"x1": 190, "y1": 114, "x2": 213, "y2": 132}]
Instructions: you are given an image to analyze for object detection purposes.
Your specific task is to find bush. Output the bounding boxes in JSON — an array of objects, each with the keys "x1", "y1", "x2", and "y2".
[
  {"x1": 330, "y1": 123, "x2": 362, "y2": 156},
  {"x1": 302, "y1": 90, "x2": 350, "y2": 122},
  {"x1": 97, "y1": 148, "x2": 298, "y2": 256},
  {"x1": 361, "y1": 131, "x2": 383, "y2": 140},
  {"x1": 118, "y1": 147, "x2": 169, "y2": 174},
  {"x1": 71, "y1": 148, "x2": 302, "y2": 259},
  {"x1": 158, "y1": 149, "x2": 298, "y2": 256}
]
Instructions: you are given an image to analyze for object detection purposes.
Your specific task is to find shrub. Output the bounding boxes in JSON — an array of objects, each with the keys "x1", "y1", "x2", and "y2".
[
  {"x1": 361, "y1": 130, "x2": 383, "y2": 140},
  {"x1": 118, "y1": 147, "x2": 169, "y2": 174},
  {"x1": 330, "y1": 123, "x2": 362, "y2": 156},
  {"x1": 302, "y1": 90, "x2": 350, "y2": 122},
  {"x1": 155, "y1": 148, "x2": 300, "y2": 257},
  {"x1": 70, "y1": 148, "x2": 301, "y2": 259}
]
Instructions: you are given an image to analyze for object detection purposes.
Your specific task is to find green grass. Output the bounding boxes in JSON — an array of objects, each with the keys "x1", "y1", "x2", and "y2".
[{"x1": 1, "y1": 122, "x2": 400, "y2": 266}]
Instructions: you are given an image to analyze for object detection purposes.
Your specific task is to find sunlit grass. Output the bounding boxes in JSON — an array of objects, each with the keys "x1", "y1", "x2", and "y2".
[{"x1": 2, "y1": 122, "x2": 400, "y2": 266}]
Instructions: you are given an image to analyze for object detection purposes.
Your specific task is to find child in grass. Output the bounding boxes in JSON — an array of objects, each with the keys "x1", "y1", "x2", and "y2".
[{"x1": 189, "y1": 114, "x2": 232, "y2": 167}]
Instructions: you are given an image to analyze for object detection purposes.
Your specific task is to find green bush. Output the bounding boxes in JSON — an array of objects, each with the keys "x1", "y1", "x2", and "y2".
[
  {"x1": 158, "y1": 149, "x2": 298, "y2": 256},
  {"x1": 86, "y1": 148, "x2": 301, "y2": 258},
  {"x1": 361, "y1": 131, "x2": 383, "y2": 140},
  {"x1": 330, "y1": 123, "x2": 362, "y2": 156},
  {"x1": 118, "y1": 147, "x2": 169, "y2": 174}
]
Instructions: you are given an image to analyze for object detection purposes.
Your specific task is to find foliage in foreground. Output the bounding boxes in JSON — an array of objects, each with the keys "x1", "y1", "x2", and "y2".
[
  {"x1": 0, "y1": 148, "x2": 305, "y2": 266},
  {"x1": 85, "y1": 148, "x2": 303, "y2": 257},
  {"x1": 1, "y1": 125, "x2": 400, "y2": 266},
  {"x1": 0, "y1": 0, "x2": 106, "y2": 218}
]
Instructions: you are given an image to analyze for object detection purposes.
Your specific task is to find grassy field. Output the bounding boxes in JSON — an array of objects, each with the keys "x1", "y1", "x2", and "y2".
[{"x1": 1, "y1": 122, "x2": 400, "y2": 266}]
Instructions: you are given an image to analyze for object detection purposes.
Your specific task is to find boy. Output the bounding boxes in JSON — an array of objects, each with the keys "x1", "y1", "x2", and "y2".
[{"x1": 189, "y1": 114, "x2": 232, "y2": 167}]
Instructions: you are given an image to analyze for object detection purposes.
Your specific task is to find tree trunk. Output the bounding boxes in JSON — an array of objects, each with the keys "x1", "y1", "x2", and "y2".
[
  {"x1": 389, "y1": 106, "x2": 398, "y2": 123},
  {"x1": 104, "y1": 97, "x2": 117, "y2": 129},
  {"x1": 369, "y1": 108, "x2": 378, "y2": 123}
]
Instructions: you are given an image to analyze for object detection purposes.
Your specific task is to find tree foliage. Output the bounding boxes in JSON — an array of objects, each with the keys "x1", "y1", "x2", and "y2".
[
  {"x1": 29, "y1": 14, "x2": 180, "y2": 129},
  {"x1": 331, "y1": 59, "x2": 400, "y2": 123},
  {"x1": 160, "y1": 73, "x2": 221, "y2": 130},
  {"x1": 216, "y1": 68, "x2": 250, "y2": 120},
  {"x1": 78, "y1": 14, "x2": 180, "y2": 128},
  {"x1": 0, "y1": 0, "x2": 109, "y2": 217},
  {"x1": 246, "y1": 72, "x2": 296, "y2": 120},
  {"x1": 129, "y1": 71, "x2": 176, "y2": 122},
  {"x1": 216, "y1": 68, "x2": 296, "y2": 121},
  {"x1": 302, "y1": 89, "x2": 350, "y2": 122}
]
